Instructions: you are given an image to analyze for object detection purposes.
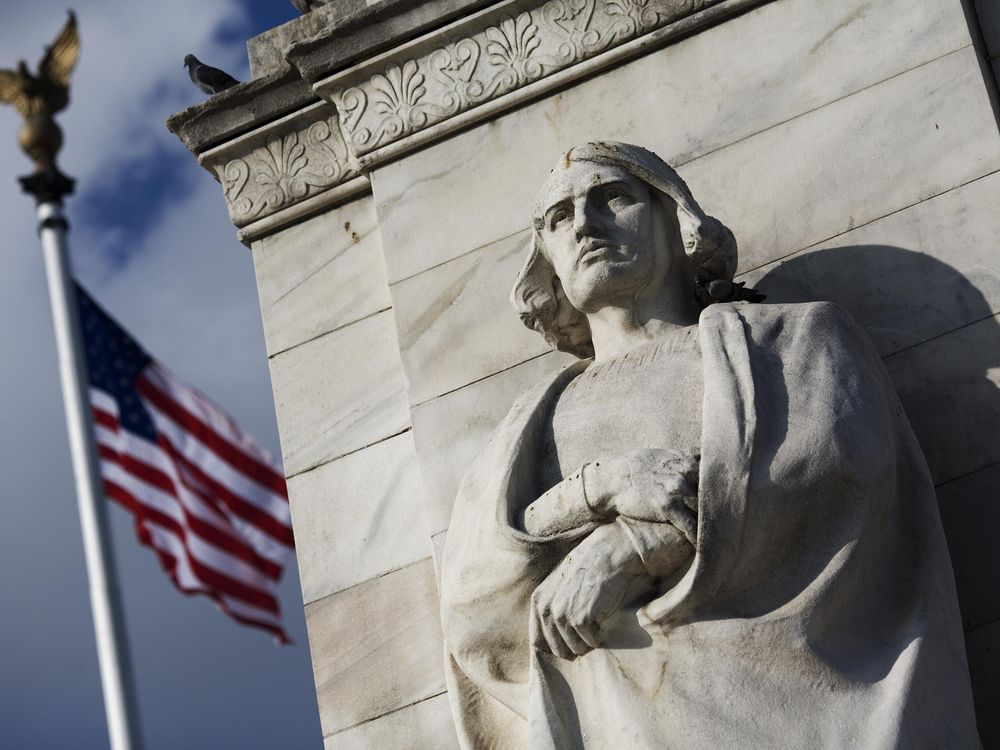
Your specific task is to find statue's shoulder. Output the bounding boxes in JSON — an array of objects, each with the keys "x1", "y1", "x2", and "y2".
[
  {"x1": 703, "y1": 300, "x2": 858, "y2": 335},
  {"x1": 701, "y1": 301, "x2": 880, "y2": 374}
]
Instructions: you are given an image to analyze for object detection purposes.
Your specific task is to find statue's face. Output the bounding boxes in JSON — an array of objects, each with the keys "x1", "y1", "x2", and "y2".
[{"x1": 535, "y1": 161, "x2": 673, "y2": 313}]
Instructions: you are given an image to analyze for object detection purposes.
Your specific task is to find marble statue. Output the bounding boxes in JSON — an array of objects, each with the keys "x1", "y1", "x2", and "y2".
[{"x1": 440, "y1": 142, "x2": 981, "y2": 748}]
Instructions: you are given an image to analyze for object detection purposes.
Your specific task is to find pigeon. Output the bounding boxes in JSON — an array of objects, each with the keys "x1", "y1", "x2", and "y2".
[
  {"x1": 290, "y1": 0, "x2": 330, "y2": 11},
  {"x1": 694, "y1": 274, "x2": 767, "y2": 306},
  {"x1": 183, "y1": 54, "x2": 239, "y2": 96}
]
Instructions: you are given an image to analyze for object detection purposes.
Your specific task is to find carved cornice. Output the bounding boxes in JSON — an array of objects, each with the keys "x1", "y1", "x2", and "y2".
[
  {"x1": 198, "y1": 102, "x2": 365, "y2": 232},
  {"x1": 182, "y1": 0, "x2": 762, "y2": 242},
  {"x1": 314, "y1": 0, "x2": 728, "y2": 162}
]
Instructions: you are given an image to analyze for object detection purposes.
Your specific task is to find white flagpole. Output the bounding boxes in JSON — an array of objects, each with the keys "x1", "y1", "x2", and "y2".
[{"x1": 24, "y1": 173, "x2": 143, "y2": 750}]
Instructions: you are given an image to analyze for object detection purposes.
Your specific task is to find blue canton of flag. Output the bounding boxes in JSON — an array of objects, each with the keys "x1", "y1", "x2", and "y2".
[{"x1": 78, "y1": 286, "x2": 155, "y2": 441}]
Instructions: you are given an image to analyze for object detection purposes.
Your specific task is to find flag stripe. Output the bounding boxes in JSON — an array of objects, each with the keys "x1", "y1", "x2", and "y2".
[
  {"x1": 94, "y1": 411, "x2": 290, "y2": 568},
  {"x1": 95, "y1": 414, "x2": 245, "y2": 539},
  {"x1": 103, "y1": 475, "x2": 280, "y2": 612},
  {"x1": 132, "y1": 508, "x2": 285, "y2": 629},
  {"x1": 138, "y1": 369, "x2": 286, "y2": 494},
  {"x1": 105, "y1": 482, "x2": 289, "y2": 641},
  {"x1": 96, "y1": 443, "x2": 282, "y2": 581},
  {"x1": 140, "y1": 392, "x2": 291, "y2": 525},
  {"x1": 143, "y1": 363, "x2": 281, "y2": 472},
  {"x1": 152, "y1": 429, "x2": 296, "y2": 547},
  {"x1": 95, "y1": 407, "x2": 261, "y2": 543},
  {"x1": 99, "y1": 392, "x2": 296, "y2": 550}
]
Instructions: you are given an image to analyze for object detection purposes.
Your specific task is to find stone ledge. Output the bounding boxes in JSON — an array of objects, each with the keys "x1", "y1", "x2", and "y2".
[{"x1": 166, "y1": 66, "x2": 316, "y2": 155}]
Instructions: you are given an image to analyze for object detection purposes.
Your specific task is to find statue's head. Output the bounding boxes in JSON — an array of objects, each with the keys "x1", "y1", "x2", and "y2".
[{"x1": 512, "y1": 142, "x2": 737, "y2": 358}]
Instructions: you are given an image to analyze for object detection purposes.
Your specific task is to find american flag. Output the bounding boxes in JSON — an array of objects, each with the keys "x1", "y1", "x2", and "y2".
[{"x1": 77, "y1": 283, "x2": 294, "y2": 642}]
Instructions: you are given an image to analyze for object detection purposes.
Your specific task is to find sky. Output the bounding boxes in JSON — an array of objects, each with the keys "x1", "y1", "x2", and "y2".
[{"x1": 0, "y1": 1, "x2": 326, "y2": 748}]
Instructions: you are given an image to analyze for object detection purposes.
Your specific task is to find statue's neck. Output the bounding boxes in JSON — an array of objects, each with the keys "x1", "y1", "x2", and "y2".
[{"x1": 586, "y1": 282, "x2": 700, "y2": 362}]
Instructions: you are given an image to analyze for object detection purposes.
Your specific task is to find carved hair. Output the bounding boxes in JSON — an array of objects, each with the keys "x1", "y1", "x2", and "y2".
[{"x1": 511, "y1": 141, "x2": 738, "y2": 358}]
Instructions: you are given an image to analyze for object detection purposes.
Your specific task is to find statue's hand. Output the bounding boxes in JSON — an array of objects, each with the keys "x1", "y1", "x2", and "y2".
[
  {"x1": 523, "y1": 449, "x2": 699, "y2": 543},
  {"x1": 531, "y1": 520, "x2": 644, "y2": 659},
  {"x1": 531, "y1": 518, "x2": 693, "y2": 659}
]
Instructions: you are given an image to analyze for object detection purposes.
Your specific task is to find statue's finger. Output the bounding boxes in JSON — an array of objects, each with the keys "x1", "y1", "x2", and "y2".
[
  {"x1": 540, "y1": 612, "x2": 575, "y2": 660},
  {"x1": 558, "y1": 618, "x2": 593, "y2": 657},
  {"x1": 573, "y1": 618, "x2": 602, "y2": 650}
]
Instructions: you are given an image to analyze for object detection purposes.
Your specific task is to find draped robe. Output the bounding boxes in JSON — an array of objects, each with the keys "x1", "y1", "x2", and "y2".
[{"x1": 440, "y1": 301, "x2": 980, "y2": 749}]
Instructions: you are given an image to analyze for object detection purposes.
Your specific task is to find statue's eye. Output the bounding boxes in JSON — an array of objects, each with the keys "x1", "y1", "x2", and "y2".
[
  {"x1": 549, "y1": 208, "x2": 571, "y2": 228},
  {"x1": 604, "y1": 188, "x2": 630, "y2": 204}
]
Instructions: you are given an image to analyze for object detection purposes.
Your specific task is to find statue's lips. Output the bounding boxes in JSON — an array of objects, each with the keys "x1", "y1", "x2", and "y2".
[{"x1": 578, "y1": 242, "x2": 621, "y2": 266}]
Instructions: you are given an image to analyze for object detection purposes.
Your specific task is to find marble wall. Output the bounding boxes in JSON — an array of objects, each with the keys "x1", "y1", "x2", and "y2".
[
  {"x1": 243, "y1": 0, "x2": 1000, "y2": 744},
  {"x1": 251, "y1": 198, "x2": 447, "y2": 745}
]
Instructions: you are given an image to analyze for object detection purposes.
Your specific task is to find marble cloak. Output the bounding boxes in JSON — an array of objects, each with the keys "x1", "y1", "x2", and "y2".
[{"x1": 439, "y1": 301, "x2": 980, "y2": 750}]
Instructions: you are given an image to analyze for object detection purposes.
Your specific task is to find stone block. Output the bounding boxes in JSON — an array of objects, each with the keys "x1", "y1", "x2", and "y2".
[
  {"x1": 323, "y1": 693, "x2": 458, "y2": 749},
  {"x1": 936, "y1": 462, "x2": 1000, "y2": 631},
  {"x1": 681, "y1": 46, "x2": 1000, "y2": 274},
  {"x1": 411, "y1": 351, "x2": 575, "y2": 536},
  {"x1": 307, "y1": 558, "x2": 446, "y2": 736},
  {"x1": 269, "y1": 310, "x2": 410, "y2": 477},
  {"x1": 391, "y1": 229, "x2": 552, "y2": 405},
  {"x1": 885, "y1": 315, "x2": 1000, "y2": 486},
  {"x1": 741, "y1": 172, "x2": 1000, "y2": 356},
  {"x1": 371, "y1": 0, "x2": 973, "y2": 283},
  {"x1": 288, "y1": 432, "x2": 432, "y2": 605},
  {"x1": 254, "y1": 196, "x2": 391, "y2": 356},
  {"x1": 966, "y1": 621, "x2": 1000, "y2": 748}
]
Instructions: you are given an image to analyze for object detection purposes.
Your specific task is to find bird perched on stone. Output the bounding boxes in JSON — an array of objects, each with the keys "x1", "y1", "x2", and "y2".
[
  {"x1": 694, "y1": 274, "x2": 766, "y2": 305},
  {"x1": 290, "y1": 0, "x2": 332, "y2": 12},
  {"x1": 0, "y1": 10, "x2": 79, "y2": 173},
  {"x1": 183, "y1": 54, "x2": 239, "y2": 96}
]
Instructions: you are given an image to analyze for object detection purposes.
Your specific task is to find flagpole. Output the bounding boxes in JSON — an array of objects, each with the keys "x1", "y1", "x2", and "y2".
[
  {"x1": 2, "y1": 15, "x2": 140, "y2": 749},
  {"x1": 19, "y1": 170, "x2": 143, "y2": 750}
]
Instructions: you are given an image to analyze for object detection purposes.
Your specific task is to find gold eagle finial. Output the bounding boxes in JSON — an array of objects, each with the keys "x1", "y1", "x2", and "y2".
[{"x1": 0, "y1": 10, "x2": 80, "y2": 173}]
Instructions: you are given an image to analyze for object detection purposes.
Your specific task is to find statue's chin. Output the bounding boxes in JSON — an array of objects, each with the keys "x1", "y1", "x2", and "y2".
[{"x1": 564, "y1": 262, "x2": 653, "y2": 314}]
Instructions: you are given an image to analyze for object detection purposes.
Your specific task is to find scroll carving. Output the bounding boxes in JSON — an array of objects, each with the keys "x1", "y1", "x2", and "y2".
[
  {"x1": 322, "y1": 0, "x2": 716, "y2": 157},
  {"x1": 210, "y1": 112, "x2": 359, "y2": 226}
]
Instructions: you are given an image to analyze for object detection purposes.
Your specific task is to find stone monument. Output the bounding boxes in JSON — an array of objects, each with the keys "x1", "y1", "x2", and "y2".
[
  {"x1": 168, "y1": 1, "x2": 1000, "y2": 745},
  {"x1": 440, "y1": 141, "x2": 980, "y2": 747}
]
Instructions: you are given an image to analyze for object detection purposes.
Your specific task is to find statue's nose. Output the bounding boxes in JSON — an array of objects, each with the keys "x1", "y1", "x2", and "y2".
[{"x1": 573, "y1": 201, "x2": 600, "y2": 238}]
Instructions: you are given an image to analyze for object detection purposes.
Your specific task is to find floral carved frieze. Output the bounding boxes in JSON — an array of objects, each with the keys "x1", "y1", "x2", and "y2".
[
  {"x1": 318, "y1": 0, "x2": 718, "y2": 157},
  {"x1": 201, "y1": 107, "x2": 360, "y2": 228}
]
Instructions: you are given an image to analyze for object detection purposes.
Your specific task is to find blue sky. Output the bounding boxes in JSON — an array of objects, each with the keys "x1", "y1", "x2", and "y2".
[{"x1": 0, "y1": 2, "x2": 325, "y2": 747}]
